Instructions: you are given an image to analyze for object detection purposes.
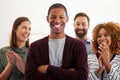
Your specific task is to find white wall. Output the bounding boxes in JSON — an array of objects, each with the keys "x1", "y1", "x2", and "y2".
[{"x1": 0, "y1": 0, "x2": 120, "y2": 48}]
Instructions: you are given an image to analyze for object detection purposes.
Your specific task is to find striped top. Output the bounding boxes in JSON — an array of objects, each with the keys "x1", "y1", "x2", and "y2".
[{"x1": 88, "y1": 54, "x2": 120, "y2": 80}]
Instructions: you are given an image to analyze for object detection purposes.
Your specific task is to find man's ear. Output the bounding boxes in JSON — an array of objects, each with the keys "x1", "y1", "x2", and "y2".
[
  {"x1": 73, "y1": 22, "x2": 75, "y2": 26},
  {"x1": 66, "y1": 16, "x2": 69, "y2": 23}
]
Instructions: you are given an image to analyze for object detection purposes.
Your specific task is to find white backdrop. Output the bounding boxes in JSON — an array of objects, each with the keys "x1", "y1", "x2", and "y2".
[{"x1": 0, "y1": 0, "x2": 120, "y2": 48}]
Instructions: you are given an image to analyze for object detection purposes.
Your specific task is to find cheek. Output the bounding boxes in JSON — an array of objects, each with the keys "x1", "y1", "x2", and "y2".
[
  {"x1": 15, "y1": 32, "x2": 19, "y2": 40},
  {"x1": 74, "y1": 27, "x2": 77, "y2": 30},
  {"x1": 85, "y1": 27, "x2": 89, "y2": 30},
  {"x1": 16, "y1": 32, "x2": 20, "y2": 39},
  {"x1": 97, "y1": 38, "x2": 100, "y2": 45},
  {"x1": 16, "y1": 31, "x2": 22, "y2": 37},
  {"x1": 74, "y1": 26, "x2": 79, "y2": 29},
  {"x1": 16, "y1": 31, "x2": 19, "y2": 37},
  {"x1": 63, "y1": 19, "x2": 68, "y2": 24},
  {"x1": 108, "y1": 38, "x2": 112, "y2": 45}
]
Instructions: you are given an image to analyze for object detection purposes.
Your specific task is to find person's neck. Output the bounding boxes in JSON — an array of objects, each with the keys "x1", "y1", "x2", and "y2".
[
  {"x1": 49, "y1": 33, "x2": 66, "y2": 39},
  {"x1": 17, "y1": 41, "x2": 26, "y2": 48},
  {"x1": 76, "y1": 36, "x2": 87, "y2": 43}
]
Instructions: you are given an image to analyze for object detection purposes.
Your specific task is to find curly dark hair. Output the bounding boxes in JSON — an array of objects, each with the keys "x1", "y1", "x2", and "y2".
[{"x1": 92, "y1": 21, "x2": 120, "y2": 54}]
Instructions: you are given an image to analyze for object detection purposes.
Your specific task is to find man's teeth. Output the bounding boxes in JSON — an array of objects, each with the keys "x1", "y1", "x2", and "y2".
[{"x1": 55, "y1": 24, "x2": 61, "y2": 28}]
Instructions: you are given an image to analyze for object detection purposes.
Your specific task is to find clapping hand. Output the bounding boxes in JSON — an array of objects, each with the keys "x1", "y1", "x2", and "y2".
[
  {"x1": 6, "y1": 51, "x2": 25, "y2": 74},
  {"x1": 6, "y1": 50, "x2": 15, "y2": 65},
  {"x1": 98, "y1": 42, "x2": 111, "y2": 73},
  {"x1": 14, "y1": 53, "x2": 25, "y2": 74}
]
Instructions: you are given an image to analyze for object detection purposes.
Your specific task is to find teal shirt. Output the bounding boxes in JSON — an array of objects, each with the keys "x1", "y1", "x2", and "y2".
[{"x1": 0, "y1": 46, "x2": 28, "y2": 80}]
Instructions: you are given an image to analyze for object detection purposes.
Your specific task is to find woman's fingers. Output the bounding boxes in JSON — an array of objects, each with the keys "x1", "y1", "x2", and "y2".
[{"x1": 6, "y1": 50, "x2": 15, "y2": 64}]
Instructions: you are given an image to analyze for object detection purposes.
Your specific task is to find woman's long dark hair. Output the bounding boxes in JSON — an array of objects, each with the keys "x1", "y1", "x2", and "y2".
[{"x1": 10, "y1": 17, "x2": 31, "y2": 48}]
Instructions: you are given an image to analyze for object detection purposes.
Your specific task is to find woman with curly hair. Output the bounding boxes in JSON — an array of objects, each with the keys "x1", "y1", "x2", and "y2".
[{"x1": 88, "y1": 21, "x2": 120, "y2": 80}]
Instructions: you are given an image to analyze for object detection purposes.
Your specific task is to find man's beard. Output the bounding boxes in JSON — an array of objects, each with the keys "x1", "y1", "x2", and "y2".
[{"x1": 75, "y1": 29, "x2": 87, "y2": 38}]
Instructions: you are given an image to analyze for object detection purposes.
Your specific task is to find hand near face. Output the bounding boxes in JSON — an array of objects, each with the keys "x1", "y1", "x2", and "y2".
[
  {"x1": 98, "y1": 43, "x2": 111, "y2": 73},
  {"x1": 98, "y1": 43, "x2": 110, "y2": 64}
]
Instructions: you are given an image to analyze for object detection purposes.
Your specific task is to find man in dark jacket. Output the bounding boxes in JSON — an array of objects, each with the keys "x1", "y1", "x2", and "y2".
[{"x1": 25, "y1": 3, "x2": 88, "y2": 80}]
